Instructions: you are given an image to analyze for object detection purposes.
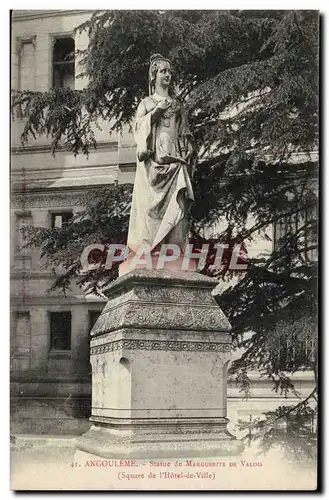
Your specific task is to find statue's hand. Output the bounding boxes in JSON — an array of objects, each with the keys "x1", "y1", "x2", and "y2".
[
  {"x1": 184, "y1": 143, "x2": 194, "y2": 162},
  {"x1": 156, "y1": 99, "x2": 171, "y2": 111},
  {"x1": 150, "y1": 99, "x2": 171, "y2": 124},
  {"x1": 138, "y1": 149, "x2": 153, "y2": 162}
]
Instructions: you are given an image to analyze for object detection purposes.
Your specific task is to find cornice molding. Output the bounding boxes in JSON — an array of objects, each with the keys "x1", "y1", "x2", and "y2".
[
  {"x1": 11, "y1": 296, "x2": 106, "y2": 306},
  {"x1": 11, "y1": 271, "x2": 55, "y2": 280},
  {"x1": 12, "y1": 10, "x2": 94, "y2": 22},
  {"x1": 11, "y1": 140, "x2": 118, "y2": 155},
  {"x1": 11, "y1": 186, "x2": 102, "y2": 209}
]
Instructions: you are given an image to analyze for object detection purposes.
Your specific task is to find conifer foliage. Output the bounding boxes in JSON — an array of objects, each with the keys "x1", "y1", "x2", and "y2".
[{"x1": 13, "y1": 10, "x2": 319, "y2": 452}]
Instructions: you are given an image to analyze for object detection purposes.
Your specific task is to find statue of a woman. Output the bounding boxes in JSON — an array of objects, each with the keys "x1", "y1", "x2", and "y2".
[{"x1": 126, "y1": 54, "x2": 194, "y2": 266}]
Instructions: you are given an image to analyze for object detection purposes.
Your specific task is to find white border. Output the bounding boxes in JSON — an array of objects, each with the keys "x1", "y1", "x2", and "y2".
[{"x1": 2, "y1": 4, "x2": 326, "y2": 498}]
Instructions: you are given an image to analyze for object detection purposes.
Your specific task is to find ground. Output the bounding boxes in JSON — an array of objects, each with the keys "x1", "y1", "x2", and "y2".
[{"x1": 10, "y1": 435, "x2": 317, "y2": 491}]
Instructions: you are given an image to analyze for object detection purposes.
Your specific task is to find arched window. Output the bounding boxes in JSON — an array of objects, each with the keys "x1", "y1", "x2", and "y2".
[{"x1": 52, "y1": 37, "x2": 75, "y2": 89}]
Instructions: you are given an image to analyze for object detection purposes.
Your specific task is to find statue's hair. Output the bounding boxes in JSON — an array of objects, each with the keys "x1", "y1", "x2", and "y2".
[{"x1": 148, "y1": 53, "x2": 173, "y2": 95}]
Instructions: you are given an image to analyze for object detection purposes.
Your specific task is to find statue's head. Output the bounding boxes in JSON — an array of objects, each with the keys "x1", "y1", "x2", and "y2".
[{"x1": 149, "y1": 53, "x2": 173, "y2": 95}]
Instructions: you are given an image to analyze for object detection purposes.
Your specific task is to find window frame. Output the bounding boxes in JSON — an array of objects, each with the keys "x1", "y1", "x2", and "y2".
[
  {"x1": 50, "y1": 210, "x2": 73, "y2": 229},
  {"x1": 273, "y1": 207, "x2": 317, "y2": 262},
  {"x1": 50, "y1": 34, "x2": 75, "y2": 90},
  {"x1": 15, "y1": 35, "x2": 37, "y2": 92},
  {"x1": 49, "y1": 310, "x2": 72, "y2": 353}
]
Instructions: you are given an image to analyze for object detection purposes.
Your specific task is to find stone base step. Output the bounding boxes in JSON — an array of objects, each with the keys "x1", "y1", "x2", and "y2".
[{"x1": 10, "y1": 434, "x2": 78, "y2": 450}]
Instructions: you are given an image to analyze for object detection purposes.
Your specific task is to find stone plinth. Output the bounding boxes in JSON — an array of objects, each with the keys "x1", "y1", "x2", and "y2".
[
  {"x1": 118, "y1": 252, "x2": 198, "y2": 276},
  {"x1": 75, "y1": 269, "x2": 243, "y2": 458}
]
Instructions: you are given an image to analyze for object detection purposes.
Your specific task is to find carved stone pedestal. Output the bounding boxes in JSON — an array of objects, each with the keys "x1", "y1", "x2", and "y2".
[{"x1": 75, "y1": 269, "x2": 243, "y2": 459}]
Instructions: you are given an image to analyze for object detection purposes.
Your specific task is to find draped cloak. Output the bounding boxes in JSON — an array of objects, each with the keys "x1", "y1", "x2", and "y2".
[{"x1": 127, "y1": 96, "x2": 194, "y2": 254}]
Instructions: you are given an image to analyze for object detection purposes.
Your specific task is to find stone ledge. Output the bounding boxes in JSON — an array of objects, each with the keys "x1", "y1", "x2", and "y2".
[
  {"x1": 75, "y1": 423, "x2": 243, "y2": 459},
  {"x1": 104, "y1": 269, "x2": 219, "y2": 299},
  {"x1": 11, "y1": 434, "x2": 77, "y2": 449}
]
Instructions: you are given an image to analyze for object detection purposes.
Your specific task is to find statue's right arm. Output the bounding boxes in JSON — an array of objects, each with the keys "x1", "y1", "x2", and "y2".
[
  {"x1": 135, "y1": 99, "x2": 161, "y2": 125},
  {"x1": 134, "y1": 99, "x2": 156, "y2": 162}
]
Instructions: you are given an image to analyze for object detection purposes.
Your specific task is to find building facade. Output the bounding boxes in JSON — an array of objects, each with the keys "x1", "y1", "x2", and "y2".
[{"x1": 10, "y1": 10, "x2": 316, "y2": 435}]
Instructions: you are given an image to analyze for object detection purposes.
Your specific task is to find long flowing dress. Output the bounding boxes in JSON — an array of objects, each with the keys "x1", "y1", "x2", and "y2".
[{"x1": 127, "y1": 95, "x2": 194, "y2": 255}]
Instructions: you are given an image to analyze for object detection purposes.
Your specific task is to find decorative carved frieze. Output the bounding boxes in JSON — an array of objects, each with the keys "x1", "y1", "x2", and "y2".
[
  {"x1": 92, "y1": 301, "x2": 231, "y2": 336},
  {"x1": 90, "y1": 339, "x2": 232, "y2": 355}
]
